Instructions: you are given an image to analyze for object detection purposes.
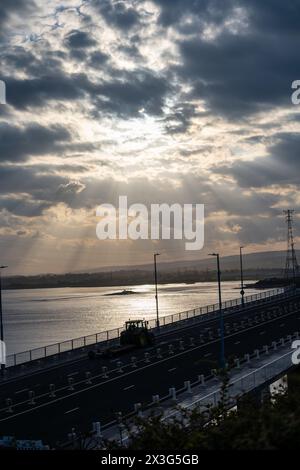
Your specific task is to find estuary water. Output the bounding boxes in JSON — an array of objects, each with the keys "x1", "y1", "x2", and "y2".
[{"x1": 2, "y1": 281, "x2": 263, "y2": 355}]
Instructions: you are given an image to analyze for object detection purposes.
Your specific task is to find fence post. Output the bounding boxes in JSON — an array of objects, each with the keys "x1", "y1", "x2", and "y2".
[
  {"x1": 184, "y1": 380, "x2": 192, "y2": 395},
  {"x1": 198, "y1": 374, "x2": 205, "y2": 385},
  {"x1": 6, "y1": 398, "x2": 13, "y2": 413},
  {"x1": 169, "y1": 387, "x2": 177, "y2": 402}
]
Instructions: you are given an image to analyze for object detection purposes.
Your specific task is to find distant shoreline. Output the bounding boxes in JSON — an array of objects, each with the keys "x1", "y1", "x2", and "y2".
[{"x1": 2, "y1": 276, "x2": 260, "y2": 291}]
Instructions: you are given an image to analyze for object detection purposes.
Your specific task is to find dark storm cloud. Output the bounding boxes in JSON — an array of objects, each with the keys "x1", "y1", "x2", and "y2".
[
  {"x1": 152, "y1": 0, "x2": 235, "y2": 27},
  {"x1": 92, "y1": 69, "x2": 171, "y2": 117},
  {"x1": 178, "y1": 30, "x2": 300, "y2": 119},
  {"x1": 88, "y1": 50, "x2": 109, "y2": 69},
  {"x1": 5, "y1": 73, "x2": 91, "y2": 109},
  {"x1": 213, "y1": 132, "x2": 300, "y2": 187},
  {"x1": 0, "y1": 165, "x2": 87, "y2": 216},
  {"x1": 0, "y1": 0, "x2": 36, "y2": 27},
  {"x1": 153, "y1": 0, "x2": 300, "y2": 33},
  {"x1": 0, "y1": 197, "x2": 52, "y2": 217},
  {"x1": 245, "y1": 0, "x2": 300, "y2": 34},
  {"x1": 5, "y1": 66, "x2": 170, "y2": 117},
  {"x1": 0, "y1": 123, "x2": 71, "y2": 162},
  {"x1": 0, "y1": 165, "x2": 66, "y2": 196},
  {"x1": 65, "y1": 30, "x2": 97, "y2": 49},
  {"x1": 150, "y1": 0, "x2": 300, "y2": 120},
  {"x1": 2, "y1": 47, "x2": 66, "y2": 76},
  {"x1": 92, "y1": 0, "x2": 140, "y2": 30}
]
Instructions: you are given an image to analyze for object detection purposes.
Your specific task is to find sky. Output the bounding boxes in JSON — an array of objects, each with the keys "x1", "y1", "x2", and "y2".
[{"x1": 1, "y1": 0, "x2": 300, "y2": 275}]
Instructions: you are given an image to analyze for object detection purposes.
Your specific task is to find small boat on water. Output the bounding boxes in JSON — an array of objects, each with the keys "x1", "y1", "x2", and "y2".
[{"x1": 104, "y1": 289, "x2": 138, "y2": 296}]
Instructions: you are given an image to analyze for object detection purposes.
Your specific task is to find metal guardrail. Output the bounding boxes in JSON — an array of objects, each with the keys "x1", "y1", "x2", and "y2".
[
  {"x1": 99, "y1": 334, "x2": 297, "y2": 446},
  {"x1": 6, "y1": 287, "x2": 286, "y2": 368},
  {"x1": 163, "y1": 343, "x2": 295, "y2": 420},
  {"x1": 66, "y1": 330, "x2": 297, "y2": 448}
]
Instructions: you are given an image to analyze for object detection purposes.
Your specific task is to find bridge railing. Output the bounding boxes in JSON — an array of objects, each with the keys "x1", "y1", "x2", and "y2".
[
  {"x1": 5, "y1": 286, "x2": 287, "y2": 368},
  {"x1": 68, "y1": 333, "x2": 296, "y2": 447}
]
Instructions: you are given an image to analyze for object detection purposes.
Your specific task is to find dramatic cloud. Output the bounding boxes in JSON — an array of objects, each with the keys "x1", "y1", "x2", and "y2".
[
  {"x1": 0, "y1": 123, "x2": 71, "y2": 162},
  {"x1": 214, "y1": 133, "x2": 300, "y2": 187},
  {"x1": 0, "y1": 0, "x2": 36, "y2": 31},
  {"x1": 92, "y1": 0, "x2": 141, "y2": 30},
  {"x1": 65, "y1": 30, "x2": 97, "y2": 49},
  {"x1": 178, "y1": 30, "x2": 298, "y2": 119},
  {"x1": 92, "y1": 69, "x2": 172, "y2": 117},
  {"x1": 1, "y1": 0, "x2": 300, "y2": 274},
  {"x1": 5, "y1": 73, "x2": 91, "y2": 109}
]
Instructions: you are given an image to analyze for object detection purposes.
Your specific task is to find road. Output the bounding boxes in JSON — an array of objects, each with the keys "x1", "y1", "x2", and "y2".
[{"x1": 0, "y1": 292, "x2": 299, "y2": 446}]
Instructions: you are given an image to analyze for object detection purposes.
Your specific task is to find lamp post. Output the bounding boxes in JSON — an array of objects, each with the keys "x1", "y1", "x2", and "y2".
[
  {"x1": 240, "y1": 246, "x2": 245, "y2": 307},
  {"x1": 0, "y1": 266, "x2": 7, "y2": 375},
  {"x1": 154, "y1": 253, "x2": 160, "y2": 329},
  {"x1": 209, "y1": 253, "x2": 225, "y2": 369}
]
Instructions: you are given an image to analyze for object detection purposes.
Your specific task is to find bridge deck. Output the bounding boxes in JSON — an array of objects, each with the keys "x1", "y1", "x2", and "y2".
[{"x1": 0, "y1": 290, "x2": 299, "y2": 447}]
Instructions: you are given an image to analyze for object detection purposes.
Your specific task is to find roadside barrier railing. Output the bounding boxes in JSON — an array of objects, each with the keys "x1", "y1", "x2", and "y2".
[{"x1": 63, "y1": 330, "x2": 297, "y2": 448}]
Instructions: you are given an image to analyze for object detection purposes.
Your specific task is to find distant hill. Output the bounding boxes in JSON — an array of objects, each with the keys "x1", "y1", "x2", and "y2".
[
  {"x1": 4, "y1": 250, "x2": 297, "y2": 290},
  {"x1": 73, "y1": 250, "x2": 293, "y2": 275}
]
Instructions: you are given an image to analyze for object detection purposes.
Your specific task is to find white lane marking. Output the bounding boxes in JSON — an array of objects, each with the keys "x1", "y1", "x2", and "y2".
[
  {"x1": 168, "y1": 367, "x2": 176, "y2": 372},
  {"x1": 234, "y1": 341, "x2": 240, "y2": 345},
  {"x1": 1, "y1": 307, "x2": 298, "y2": 421},
  {"x1": 123, "y1": 384, "x2": 135, "y2": 391},
  {"x1": 204, "y1": 352, "x2": 212, "y2": 357},
  {"x1": 15, "y1": 388, "x2": 29, "y2": 395},
  {"x1": 67, "y1": 371, "x2": 79, "y2": 377},
  {"x1": 259, "y1": 331, "x2": 265, "y2": 335},
  {"x1": 280, "y1": 323, "x2": 285, "y2": 327},
  {"x1": 64, "y1": 407, "x2": 79, "y2": 415}
]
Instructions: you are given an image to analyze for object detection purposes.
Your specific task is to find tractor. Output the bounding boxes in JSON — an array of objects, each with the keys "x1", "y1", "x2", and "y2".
[
  {"x1": 120, "y1": 320, "x2": 155, "y2": 348},
  {"x1": 88, "y1": 319, "x2": 155, "y2": 360}
]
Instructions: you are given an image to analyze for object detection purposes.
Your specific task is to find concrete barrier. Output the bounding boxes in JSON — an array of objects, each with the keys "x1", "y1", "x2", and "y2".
[
  {"x1": 198, "y1": 374, "x2": 205, "y2": 385},
  {"x1": 68, "y1": 377, "x2": 74, "y2": 391},
  {"x1": 131, "y1": 356, "x2": 137, "y2": 368},
  {"x1": 28, "y1": 390, "x2": 36, "y2": 405},
  {"x1": 6, "y1": 398, "x2": 13, "y2": 413},
  {"x1": 49, "y1": 383, "x2": 56, "y2": 397},
  {"x1": 85, "y1": 371, "x2": 92, "y2": 384},
  {"x1": 144, "y1": 352, "x2": 150, "y2": 363},
  {"x1": 169, "y1": 387, "x2": 177, "y2": 402},
  {"x1": 184, "y1": 380, "x2": 192, "y2": 394}
]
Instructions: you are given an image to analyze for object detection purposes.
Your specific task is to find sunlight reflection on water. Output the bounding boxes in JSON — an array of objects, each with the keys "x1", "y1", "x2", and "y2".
[{"x1": 2, "y1": 281, "x2": 263, "y2": 354}]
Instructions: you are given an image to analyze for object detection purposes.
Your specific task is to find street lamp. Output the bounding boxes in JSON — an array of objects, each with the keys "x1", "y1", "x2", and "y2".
[
  {"x1": 154, "y1": 253, "x2": 160, "y2": 329},
  {"x1": 0, "y1": 265, "x2": 7, "y2": 375},
  {"x1": 240, "y1": 246, "x2": 245, "y2": 307},
  {"x1": 209, "y1": 253, "x2": 225, "y2": 369}
]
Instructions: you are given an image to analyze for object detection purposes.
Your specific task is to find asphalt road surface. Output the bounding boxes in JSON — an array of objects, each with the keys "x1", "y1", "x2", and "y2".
[{"x1": 0, "y1": 292, "x2": 299, "y2": 446}]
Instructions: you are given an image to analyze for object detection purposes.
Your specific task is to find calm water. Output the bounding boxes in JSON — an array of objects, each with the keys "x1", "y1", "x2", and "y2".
[{"x1": 2, "y1": 281, "x2": 263, "y2": 355}]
